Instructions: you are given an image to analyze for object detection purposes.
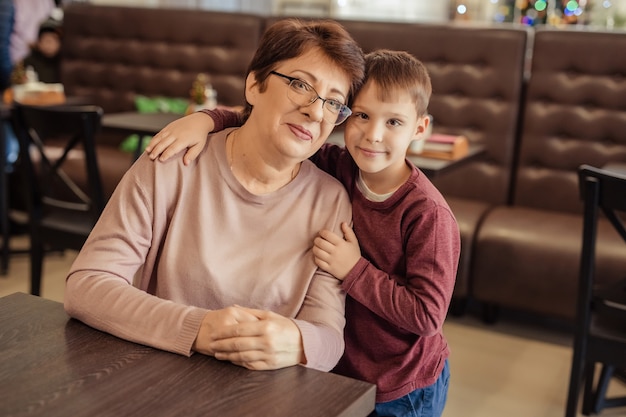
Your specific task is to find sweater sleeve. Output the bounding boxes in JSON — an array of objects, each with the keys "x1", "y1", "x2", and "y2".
[
  {"x1": 342, "y1": 203, "x2": 460, "y2": 336},
  {"x1": 309, "y1": 143, "x2": 343, "y2": 177},
  {"x1": 199, "y1": 108, "x2": 242, "y2": 132},
  {"x1": 64, "y1": 156, "x2": 209, "y2": 356},
  {"x1": 292, "y1": 267, "x2": 347, "y2": 371}
]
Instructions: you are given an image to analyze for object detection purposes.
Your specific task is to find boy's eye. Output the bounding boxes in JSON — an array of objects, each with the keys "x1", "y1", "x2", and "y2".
[
  {"x1": 354, "y1": 112, "x2": 368, "y2": 120},
  {"x1": 388, "y1": 119, "x2": 402, "y2": 127}
]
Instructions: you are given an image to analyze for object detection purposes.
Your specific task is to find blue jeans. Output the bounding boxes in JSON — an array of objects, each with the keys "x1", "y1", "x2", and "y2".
[{"x1": 370, "y1": 359, "x2": 450, "y2": 417}]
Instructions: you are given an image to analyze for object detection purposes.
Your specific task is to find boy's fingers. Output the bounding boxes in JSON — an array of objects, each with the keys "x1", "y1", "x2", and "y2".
[
  {"x1": 341, "y1": 222, "x2": 357, "y2": 242},
  {"x1": 158, "y1": 141, "x2": 187, "y2": 162},
  {"x1": 182, "y1": 143, "x2": 204, "y2": 165},
  {"x1": 318, "y1": 229, "x2": 342, "y2": 244},
  {"x1": 148, "y1": 135, "x2": 177, "y2": 160}
]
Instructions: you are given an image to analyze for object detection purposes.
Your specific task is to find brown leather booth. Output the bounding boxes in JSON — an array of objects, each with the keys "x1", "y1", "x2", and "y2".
[
  {"x1": 60, "y1": 4, "x2": 263, "y2": 197},
  {"x1": 62, "y1": 5, "x2": 261, "y2": 113},
  {"x1": 471, "y1": 28, "x2": 626, "y2": 321}
]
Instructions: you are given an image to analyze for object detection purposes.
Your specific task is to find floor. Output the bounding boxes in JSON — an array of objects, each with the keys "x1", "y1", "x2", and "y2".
[{"x1": 1, "y1": 235, "x2": 625, "y2": 417}]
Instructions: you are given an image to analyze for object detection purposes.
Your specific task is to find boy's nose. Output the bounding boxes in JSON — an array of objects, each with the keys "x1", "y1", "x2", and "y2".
[{"x1": 365, "y1": 124, "x2": 384, "y2": 143}]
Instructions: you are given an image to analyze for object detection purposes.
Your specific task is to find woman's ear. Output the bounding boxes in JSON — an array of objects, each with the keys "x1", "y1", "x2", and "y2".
[{"x1": 244, "y1": 72, "x2": 260, "y2": 106}]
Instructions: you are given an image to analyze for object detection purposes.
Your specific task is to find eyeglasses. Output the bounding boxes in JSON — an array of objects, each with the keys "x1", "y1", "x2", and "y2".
[{"x1": 270, "y1": 71, "x2": 352, "y2": 125}]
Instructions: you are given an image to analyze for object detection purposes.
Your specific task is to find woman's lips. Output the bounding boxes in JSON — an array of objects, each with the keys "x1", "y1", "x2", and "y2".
[{"x1": 288, "y1": 124, "x2": 313, "y2": 141}]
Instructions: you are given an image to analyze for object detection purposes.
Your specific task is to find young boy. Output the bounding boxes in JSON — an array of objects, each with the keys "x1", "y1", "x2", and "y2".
[
  {"x1": 146, "y1": 50, "x2": 460, "y2": 417},
  {"x1": 22, "y1": 19, "x2": 62, "y2": 83}
]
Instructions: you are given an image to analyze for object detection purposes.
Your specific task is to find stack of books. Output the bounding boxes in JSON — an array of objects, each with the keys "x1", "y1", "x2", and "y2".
[{"x1": 411, "y1": 133, "x2": 469, "y2": 160}]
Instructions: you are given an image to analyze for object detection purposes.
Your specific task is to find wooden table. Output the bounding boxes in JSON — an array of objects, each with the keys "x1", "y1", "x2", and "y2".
[
  {"x1": 327, "y1": 132, "x2": 485, "y2": 179},
  {"x1": 0, "y1": 292, "x2": 376, "y2": 417},
  {"x1": 405, "y1": 143, "x2": 485, "y2": 178},
  {"x1": 101, "y1": 112, "x2": 182, "y2": 159},
  {"x1": 101, "y1": 112, "x2": 182, "y2": 137}
]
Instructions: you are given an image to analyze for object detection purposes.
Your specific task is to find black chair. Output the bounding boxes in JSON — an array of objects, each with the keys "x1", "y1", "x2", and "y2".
[
  {"x1": 13, "y1": 103, "x2": 106, "y2": 296},
  {"x1": 565, "y1": 164, "x2": 626, "y2": 417}
]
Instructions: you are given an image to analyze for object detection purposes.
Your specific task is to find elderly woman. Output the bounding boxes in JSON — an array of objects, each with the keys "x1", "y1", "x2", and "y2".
[{"x1": 64, "y1": 19, "x2": 365, "y2": 372}]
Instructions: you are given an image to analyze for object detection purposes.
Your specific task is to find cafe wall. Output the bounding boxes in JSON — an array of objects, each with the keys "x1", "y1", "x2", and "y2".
[
  {"x1": 85, "y1": 0, "x2": 626, "y2": 28},
  {"x1": 85, "y1": 0, "x2": 450, "y2": 21}
]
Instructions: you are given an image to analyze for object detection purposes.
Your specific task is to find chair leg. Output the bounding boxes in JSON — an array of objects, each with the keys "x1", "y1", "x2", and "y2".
[
  {"x1": 481, "y1": 303, "x2": 500, "y2": 324},
  {"x1": 565, "y1": 347, "x2": 586, "y2": 417},
  {"x1": 592, "y1": 364, "x2": 614, "y2": 414},
  {"x1": 582, "y1": 362, "x2": 596, "y2": 415},
  {"x1": 30, "y1": 238, "x2": 44, "y2": 296},
  {"x1": 448, "y1": 298, "x2": 467, "y2": 317}
]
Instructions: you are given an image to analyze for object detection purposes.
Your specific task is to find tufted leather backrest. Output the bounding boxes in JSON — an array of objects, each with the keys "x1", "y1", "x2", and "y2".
[
  {"x1": 337, "y1": 20, "x2": 529, "y2": 205},
  {"x1": 61, "y1": 4, "x2": 263, "y2": 113},
  {"x1": 515, "y1": 28, "x2": 626, "y2": 214}
]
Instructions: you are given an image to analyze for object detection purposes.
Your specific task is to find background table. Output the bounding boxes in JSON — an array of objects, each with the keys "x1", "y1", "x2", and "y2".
[
  {"x1": 327, "y1": 132, "x2": 485, "y2": 179},
  {"x1": 101, "y1": 112, "x2": 183, "y2": 160},
  {"x1": 0, "y1": 293, "x2": 375, "y2": 417}
]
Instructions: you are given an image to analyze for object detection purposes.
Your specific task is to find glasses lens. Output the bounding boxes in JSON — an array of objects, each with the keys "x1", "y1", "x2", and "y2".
[
  {"x1": 287, "y1": 80, "x2": 316, "y2": 106},
  {"x1": 324, "y1": 102, "x2": 352, "y2": 125},
  {"x1": 287, "y1": 79, "x2": 350, "y2": 125}
]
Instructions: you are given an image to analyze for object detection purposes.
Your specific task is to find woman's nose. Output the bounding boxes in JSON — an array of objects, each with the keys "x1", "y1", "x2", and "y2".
[{"x1": 303, "y1": 99, "x2": 325, "y2": 123}]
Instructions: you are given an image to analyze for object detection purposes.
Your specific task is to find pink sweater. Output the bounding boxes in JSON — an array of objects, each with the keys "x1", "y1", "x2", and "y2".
[{"x1": 65, "y1": 129, "x2": 352, "y2": 372}]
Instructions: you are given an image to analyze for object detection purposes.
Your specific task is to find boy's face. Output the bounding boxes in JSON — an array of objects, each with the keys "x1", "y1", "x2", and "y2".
[{"x1": 343, "y1": 81, "x2": 429, "y2": 187}]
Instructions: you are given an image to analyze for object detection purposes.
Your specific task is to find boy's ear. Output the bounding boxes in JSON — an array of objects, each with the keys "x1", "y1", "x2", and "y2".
[{"x1": 413, "y1": 114, "x2": 431, "y2": 140}]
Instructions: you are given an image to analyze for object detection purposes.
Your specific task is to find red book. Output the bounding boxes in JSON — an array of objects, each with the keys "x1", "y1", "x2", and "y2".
[{"x1": 413, "y1": 133, "x2": 469, "y2": 160}]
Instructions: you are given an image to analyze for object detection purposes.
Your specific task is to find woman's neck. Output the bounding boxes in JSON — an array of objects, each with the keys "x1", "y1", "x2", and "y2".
[{"x1": 226, "y1": 129, "x2": 300, "y2": 195}]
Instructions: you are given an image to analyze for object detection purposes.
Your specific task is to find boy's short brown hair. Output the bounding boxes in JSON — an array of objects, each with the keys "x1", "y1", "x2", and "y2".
[{"x1": 362, "y1": 49, "x2": 432, "y2": 117}]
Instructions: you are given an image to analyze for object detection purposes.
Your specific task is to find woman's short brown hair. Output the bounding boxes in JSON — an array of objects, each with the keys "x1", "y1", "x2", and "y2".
[{"x1": 241, "y1": 19, "x2": 365, "y2": 120}]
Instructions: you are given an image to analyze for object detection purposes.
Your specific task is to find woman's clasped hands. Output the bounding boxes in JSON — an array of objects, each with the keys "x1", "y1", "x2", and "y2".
[{"x1": 193, "y1": 305, "x2": 305, "y2": 371}]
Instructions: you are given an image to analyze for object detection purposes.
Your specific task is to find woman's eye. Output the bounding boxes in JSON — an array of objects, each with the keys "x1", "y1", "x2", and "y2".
[
  {"x1": 292, "y1": 80, "x2": 311, "y2": 92},
  {"x1": 326, "y1": 99, "x2": 343, "y2": 112}
]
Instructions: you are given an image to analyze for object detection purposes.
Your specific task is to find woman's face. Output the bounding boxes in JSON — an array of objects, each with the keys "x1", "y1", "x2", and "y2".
[{"x1": 245, "y1": 47, "x2": 351, "y2": 164}]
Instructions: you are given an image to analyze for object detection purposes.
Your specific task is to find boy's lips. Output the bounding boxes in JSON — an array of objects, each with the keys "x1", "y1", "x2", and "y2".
[{"x1": 358, "y1": 146, "x2": 385, "y2": 157}]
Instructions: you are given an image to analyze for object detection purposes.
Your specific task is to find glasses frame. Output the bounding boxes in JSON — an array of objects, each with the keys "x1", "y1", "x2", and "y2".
[{"x1": 270, "y1": 71, "x2": 352, "y2": 125}]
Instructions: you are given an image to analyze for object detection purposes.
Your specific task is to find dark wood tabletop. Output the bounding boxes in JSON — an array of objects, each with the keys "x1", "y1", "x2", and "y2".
[
  {"x1": 326, "y1": 132, "x2": 485, "y2": 179},
  {"x1": 101, "y1": 112, "x2": 183, "y2": 159},
  {"x1": 0, "y1": 292, "x2": 376, "y2": 417},
  {"x1": 405, "y1": 143, "x2": 485, "y2": 178},
  {"x1": 101, "y1": 112, "x2": 183, "y2": 137}
]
